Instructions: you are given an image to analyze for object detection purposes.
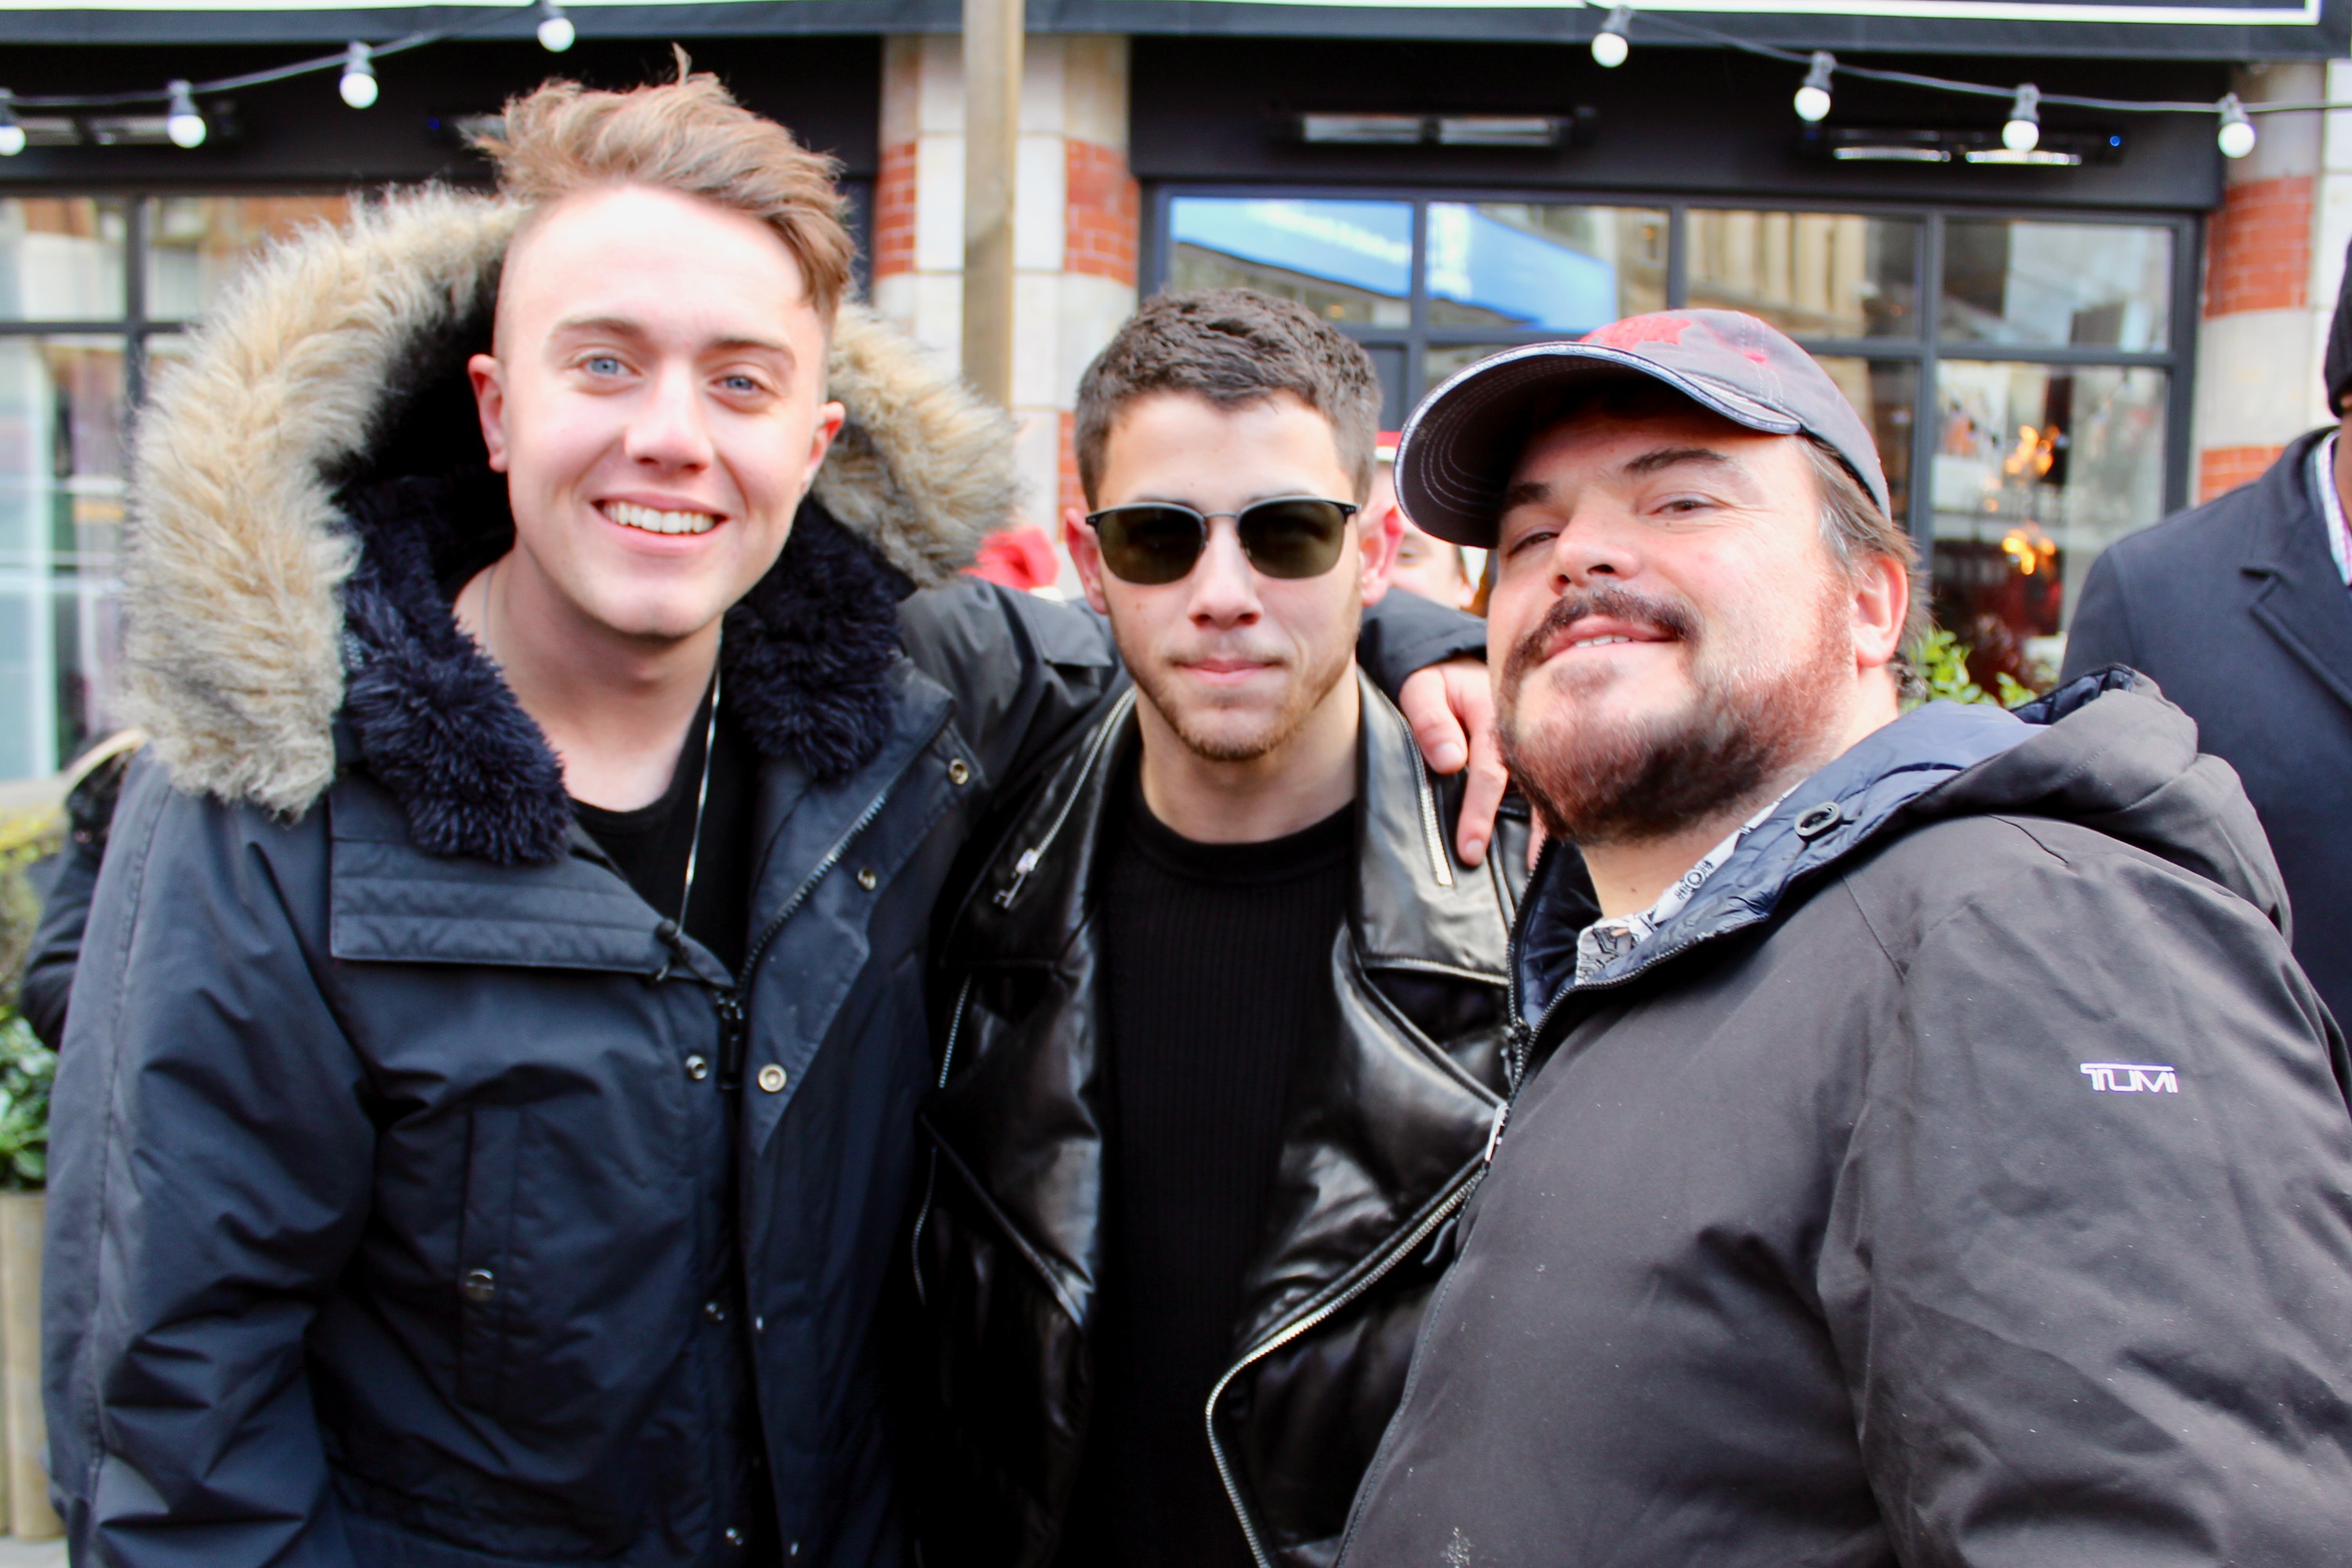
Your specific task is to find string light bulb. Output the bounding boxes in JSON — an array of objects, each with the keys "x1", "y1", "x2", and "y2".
[
  {"x1": 2217, "y1": 93, "x2": 2258, "y2": 159},
  {"x1": 338, "y1": 42, "x2": 379, "y2": 109},
  {"x1": 2002, "y1": 84, "x2": 2041, "y2": 152},
  {"x1": 0, "y1": 94, "x2": 23, "y2": 158},
  {"x1": 165, "y1": 80, "x2": 207, "y2": 148},
  {"x1": 1794, "y1": 52, "x2": 1835, "y2": 123},
  {"x1": 1590, "y1": 5, "x2": 1632, "y2": 67},
  {"x1": 535, "y1": 2, "x2": 576, "y2": 52}
]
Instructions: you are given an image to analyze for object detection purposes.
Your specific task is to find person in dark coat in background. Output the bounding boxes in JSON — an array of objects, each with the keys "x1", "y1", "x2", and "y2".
[
  {"x1": 1337, "y1": 310, "x2": 2352, "y2": 1566},
  {"x1": 19, "y1": 728, "x2": 140, "y2": 1049},
  {"x1": 2061, "y1": 242, "x2": 2352, "y2": 1029},
  {"x1": 40, "y1": 74, "x2": 1497, "y2": 1568}
]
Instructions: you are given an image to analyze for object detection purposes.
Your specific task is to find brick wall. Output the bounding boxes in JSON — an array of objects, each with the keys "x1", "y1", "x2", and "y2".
[
  {"x1": 2198, "y1": 443, "x2": 2287, "y2": 502},
  {"x1": 1064, "y1": 140, "x2": 1139, "y2": 285},
  {"x1": 873, "y1": 141, "x2": 918, "y2": 280},
  {"x1": 2205, "y1": 175, "x2": 2314, "y2": 318}
]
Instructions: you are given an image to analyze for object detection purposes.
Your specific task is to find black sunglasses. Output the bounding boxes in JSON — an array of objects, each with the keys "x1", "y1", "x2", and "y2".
[{"x1": 1086, "y1": 497, "x2": 1359, "y2": 586}]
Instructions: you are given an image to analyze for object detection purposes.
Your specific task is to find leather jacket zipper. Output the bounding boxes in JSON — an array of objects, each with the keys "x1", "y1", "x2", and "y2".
[
  {"x1": 1203, "y1": 1120, "x2": 1504, "y2": 1568},
  {"x1": 1401, "y1": 708, "x2": 1455, "y2": 891},
  {"x1": 909, "y1": 975, "x2": 977, "y2": 1308},
  {"x1": 994, "y1": 691, "x2": 1135, "y2": 909}
]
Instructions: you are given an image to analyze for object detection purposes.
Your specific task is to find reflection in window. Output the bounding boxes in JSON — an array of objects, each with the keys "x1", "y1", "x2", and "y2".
[
  {"x1": 1813, "y1": 358, "x2": 1917, "y2": 523},
  {"x1": 0, "y1": 338, "x2": 129, "y2": 779},
  {"x1": 1686, "y1": 211, "x2": 1918, "y2": 339},
  {"x1": 1168, "y1": 198, "x2": 1412, "y2": 325},
  {"x1": 0, "y1": 200, "x2": 127, "y2": 323},
  {"x1": 1941, "y1": 220, "x2": 2172, "y2": 351},
  {"x1": 1424, "y1": 205, "x2": 1664, "y2": 332},
  {"x1": 1423, "y1": 343, "x2": 1513, "y2": 393},
  {"x1": 146, "y1": 196, "x2": 351, "y2": 323},
  {"x1": 1930, "y1": 361, "x2": 2167, "y2": 686}
]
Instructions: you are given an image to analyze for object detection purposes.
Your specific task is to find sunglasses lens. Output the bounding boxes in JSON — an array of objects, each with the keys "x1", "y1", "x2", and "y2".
[
  {"x1": 1095, "y1": 506, "x2": 1207, "y2": 585},
  {"x1": 1240, "y1": 499, "x2": 1352, "y2": 579}
]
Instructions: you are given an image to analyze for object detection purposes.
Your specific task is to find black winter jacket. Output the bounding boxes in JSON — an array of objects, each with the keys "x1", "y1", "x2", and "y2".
[
  {"x1": 1339, "y1": 675, "x2": 2352, "y2": 1566},
  {"x1": 2063, "y1": 430, "x2": 2352, "y2": 1029},
  {"x1": 41, "y1": 191, "x2": 1480, "y2": 1568},
  {"x1": 907, "y1": 673, "x2": 1528, "y2": 1568}
]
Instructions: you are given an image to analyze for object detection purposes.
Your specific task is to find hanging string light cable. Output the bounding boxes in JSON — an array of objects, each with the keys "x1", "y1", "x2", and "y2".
[
  {"x1": 0, "y1": 0, "x2": 550, "y2": 152},
  {"x1": 1604, "y1": 2, "x2": 2338, "y2": 159},
  {"x1": 0, "y1": 0, "x2": 2336, "y2": 155}
]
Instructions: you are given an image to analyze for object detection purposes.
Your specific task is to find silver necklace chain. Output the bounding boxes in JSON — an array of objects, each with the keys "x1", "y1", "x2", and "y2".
[{"x1": 677, "y1": 646, "x2": 721, "y2": 929}]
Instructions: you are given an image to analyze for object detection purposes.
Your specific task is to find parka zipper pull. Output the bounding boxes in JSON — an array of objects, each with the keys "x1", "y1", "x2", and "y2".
[
  {"x1": 1483, "y1": 1100, "x2": 1510, "y2": 1164},
  {"x1": 715, "y1": 989, "x2": 748, "y2": 1090}
]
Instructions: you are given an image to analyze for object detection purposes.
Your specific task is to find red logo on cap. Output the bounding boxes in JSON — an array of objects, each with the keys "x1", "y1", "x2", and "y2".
[{"x1": 1581, "y1": 314, "x2": 1692, "y2": 350}]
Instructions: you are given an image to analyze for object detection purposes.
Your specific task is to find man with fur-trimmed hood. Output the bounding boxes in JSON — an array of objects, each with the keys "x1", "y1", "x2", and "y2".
[{"x1": 40, "y1": 74, "x2": 1496, "y2": 1568}]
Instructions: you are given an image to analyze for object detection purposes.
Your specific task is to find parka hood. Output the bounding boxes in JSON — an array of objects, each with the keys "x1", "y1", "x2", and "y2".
[
  {"x1": 122, "y1": 186, "x2": 1016, "y2": 861},
  {"x1": 1519, "y1": 669, "x2": 2288, "y2": 1017}
]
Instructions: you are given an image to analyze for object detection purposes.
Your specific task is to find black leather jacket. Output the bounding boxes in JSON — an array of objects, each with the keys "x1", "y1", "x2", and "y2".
[{"x1": 907, "y1": 672, "x2": 1530, "y2": 1568}]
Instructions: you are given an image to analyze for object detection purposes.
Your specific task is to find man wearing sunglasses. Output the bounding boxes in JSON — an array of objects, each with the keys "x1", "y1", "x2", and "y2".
[{"x1": 903, "y1": 289, "x2": 1530, "y2": 1568}]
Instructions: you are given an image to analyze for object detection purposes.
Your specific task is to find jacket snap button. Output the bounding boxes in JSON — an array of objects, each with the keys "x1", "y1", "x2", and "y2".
[
  {"x1": 947, "y1": 758, "x2": 971, "y2": 786},
  {"x1": 757, "y1": 1064, "x2": 788, "y2": 1094},
  {"x1": 1794, "y1": 801, "x2": 1843, "y2": 840},
  {"x1": 703, "y1": 1299, "x2": 728, "y2": 1324},
  {"x1": 461, "y1": 1268, "x2": 496, "y2": 1304},
  {"x1": 855, "y1": 867, "x2": 878, "y2": 891},
  {"x1": 724, "y1": 1526, "x2": 745, "y2": 1548},
  {"x1": 684, "y1": 1054, "x2": 710, "y2": 1081}
]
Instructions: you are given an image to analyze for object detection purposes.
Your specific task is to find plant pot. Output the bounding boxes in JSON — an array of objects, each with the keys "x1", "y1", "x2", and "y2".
[{"x1": 0, "y1": 1191, "x2": 58, "y2": 1538}]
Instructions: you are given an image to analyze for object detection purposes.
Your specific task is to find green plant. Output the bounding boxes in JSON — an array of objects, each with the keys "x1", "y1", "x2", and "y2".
[
  {"x1": 1910, "y1": 627, "x2": 2040, "y2": 712},
  {"x1": 0, "y1": 802, "x2": 65, "y2": 1191},
  {"x1": 0, "y1": 1016, "x2": 53, "y2": 1190}
]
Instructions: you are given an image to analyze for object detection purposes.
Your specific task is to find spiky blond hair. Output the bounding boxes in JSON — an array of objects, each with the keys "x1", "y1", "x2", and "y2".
[{"x1": 477, "y1": 55, "x2": 855, "y2": 323}]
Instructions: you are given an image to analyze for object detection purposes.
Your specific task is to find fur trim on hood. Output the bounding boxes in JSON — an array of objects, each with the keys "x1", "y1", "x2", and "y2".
[{"x1": 123, "y1": 186, "x2": 1017, "y2": 848}]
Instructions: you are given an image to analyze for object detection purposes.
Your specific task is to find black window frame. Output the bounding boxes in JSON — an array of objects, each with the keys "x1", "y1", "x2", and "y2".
[{"x1": 1142, "y1": 183, "x2": 2201, "y2": 541}]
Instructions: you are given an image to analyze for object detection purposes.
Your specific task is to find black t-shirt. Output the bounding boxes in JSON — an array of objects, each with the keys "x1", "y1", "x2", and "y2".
[
  {"x1": 572, "y1": 679, "x2": 757, "y2": 975},
  {"x1": 1062, "y1": 765, "x2": 1353, "y2": 1568}
]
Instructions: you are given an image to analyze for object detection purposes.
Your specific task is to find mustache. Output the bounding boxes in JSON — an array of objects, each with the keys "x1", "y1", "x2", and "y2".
[{"x1": 1502, "y1": 584, "x2": 1697, "y2": 685}]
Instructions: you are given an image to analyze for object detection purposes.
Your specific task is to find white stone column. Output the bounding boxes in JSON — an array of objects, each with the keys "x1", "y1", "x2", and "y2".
[{"x1": 873, "y1": 34, "x2": 1138, "y2": 586}]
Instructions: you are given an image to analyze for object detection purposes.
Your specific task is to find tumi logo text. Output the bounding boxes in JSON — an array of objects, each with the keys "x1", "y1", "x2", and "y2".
[{"x1": 2080, "y1": 1062, "x2": 2179, "y2": 1094}]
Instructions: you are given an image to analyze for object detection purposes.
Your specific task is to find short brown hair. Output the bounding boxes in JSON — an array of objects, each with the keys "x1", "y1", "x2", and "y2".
[
  {"x1": 1074, "y1": 289, "x2": 1383, "y2": 506},
  {"x1": 477, "y1": 58, "x2": 856, "y2": 325},
  {"x1": 1803, "y1": 439, "x2": 1928, "y2": 702}
]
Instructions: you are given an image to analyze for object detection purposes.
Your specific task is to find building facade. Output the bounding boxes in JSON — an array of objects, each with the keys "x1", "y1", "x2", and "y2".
[{"x1": 0, "y1": 0, "x2": 2343, "y2": 782}]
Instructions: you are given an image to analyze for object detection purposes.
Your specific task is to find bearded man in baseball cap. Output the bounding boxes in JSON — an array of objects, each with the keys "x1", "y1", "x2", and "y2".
[{"x1": 1336, "y1": 310, "x2": 2352, "y2": 1565}]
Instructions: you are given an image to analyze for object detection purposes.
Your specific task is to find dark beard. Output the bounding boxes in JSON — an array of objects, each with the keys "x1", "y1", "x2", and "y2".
[{"x1": 1498, "y1": 583, "x2": 1846, "y2": 847}]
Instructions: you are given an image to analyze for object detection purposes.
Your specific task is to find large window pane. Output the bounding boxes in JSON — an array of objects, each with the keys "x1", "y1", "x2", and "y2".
[
  {"x1": 1168, "y1": 198, "x2": 1412, "y2": 326},
  {"x1": 0, "y1": 338, "x2": 129, "y2": 781},
  {"x1": 1930, "y1": 361, "x2": 2167, "y2": 686},
  {"x1": 1423, "y1": 343, "x2": 1515, "y2": 393},
  {"x1": 1424, "y1": 204, "x2": 1665, "y2": 332},
  {"x1": 1686, "y1": 211, "x2": 1920, "y2": 339},
  {"x1": 1941, "y1": 220, "x2": 2172, "y2": 351},
  {"x1": 0, "y1": 200, "x2": 127, "y2": 322},
  {"x1": 1813, "y1": 358, "x2": 1918, "y2": 524},
  {"x1": 146, "y1": 196, "x2": 352, "y2": 323}
]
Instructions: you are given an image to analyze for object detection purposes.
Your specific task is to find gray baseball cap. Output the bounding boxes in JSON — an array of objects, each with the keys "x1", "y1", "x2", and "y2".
[{"x1": 1395, "y1": 309, "x2": 1891, "y2": 546}]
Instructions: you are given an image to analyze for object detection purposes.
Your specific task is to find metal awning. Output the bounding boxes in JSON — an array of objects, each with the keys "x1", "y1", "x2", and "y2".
[{"x1": 0, "y1": 0, "x2": 2339, "y2": 56}]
